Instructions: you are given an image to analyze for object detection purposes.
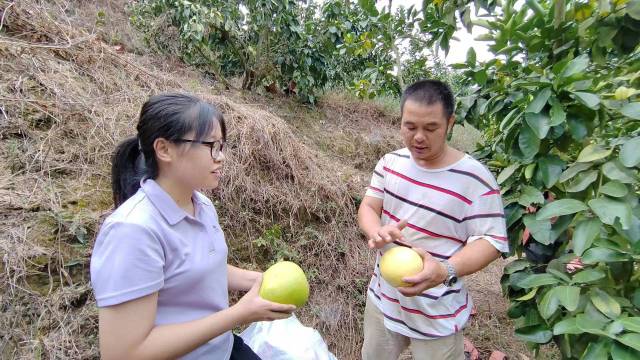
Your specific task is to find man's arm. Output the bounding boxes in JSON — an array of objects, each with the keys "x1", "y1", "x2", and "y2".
[
  {"x1": 358, "y1": 195, "x2": 383, "y2": 241},
  {"x1": 449, "y1": 238, "x2": 500, "y2": 277}
]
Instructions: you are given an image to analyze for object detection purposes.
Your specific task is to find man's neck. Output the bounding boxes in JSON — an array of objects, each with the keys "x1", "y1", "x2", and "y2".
[{"x1": 413, "y1": 145, "x2": 464, "y2": 169}]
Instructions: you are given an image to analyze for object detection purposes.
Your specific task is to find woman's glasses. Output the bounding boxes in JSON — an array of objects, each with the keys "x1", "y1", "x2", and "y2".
[{"x1": 174, "y1": 139, "x2": 225, "y2": 159}]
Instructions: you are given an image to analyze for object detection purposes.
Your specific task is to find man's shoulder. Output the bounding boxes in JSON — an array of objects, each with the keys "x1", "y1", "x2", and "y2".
[{"x1": 449, "y1": 154, "x2": 499, "y2": 189}]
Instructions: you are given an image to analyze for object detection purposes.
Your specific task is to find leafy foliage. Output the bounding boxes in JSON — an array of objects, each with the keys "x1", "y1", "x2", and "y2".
[
  {"x1": 423, "y1": 0, "x2": 640, "y2": 357},
  {"x1": 130, "y1": 0, "x2": 455, "y2": 102}
]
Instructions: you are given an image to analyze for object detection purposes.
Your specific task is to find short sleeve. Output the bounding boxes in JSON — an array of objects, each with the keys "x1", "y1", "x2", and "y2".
[
  {"x1": 465, "y1": 185, "x2": 509, "y2": 253},
  {"x1": 364, "y1": 157, "x2": 386, "y2": 199},
  {"x1": 90, "y1": 221, "x2": 165, "y2": 307}
]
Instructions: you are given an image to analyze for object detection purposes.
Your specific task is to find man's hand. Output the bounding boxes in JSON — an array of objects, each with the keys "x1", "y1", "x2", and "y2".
[
  {"x1": 397, "y1": 249, "x2": 448, "y2": 297},
  {"x1": 368, "y1": 219, "x2": 409, "y2": 249}
]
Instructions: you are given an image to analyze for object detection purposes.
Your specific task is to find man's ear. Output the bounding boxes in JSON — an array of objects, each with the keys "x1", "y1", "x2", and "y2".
[
  {"x1": 154, "y1": 138, "x2": 172, "y2": 163},
  {"x1": 447, "y1": 115, "x2": 456, "y2": 135}
]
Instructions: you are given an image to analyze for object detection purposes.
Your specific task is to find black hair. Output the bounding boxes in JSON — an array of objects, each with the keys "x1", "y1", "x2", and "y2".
[
  {"x1": 400, "y1": 79, "x2": 455, "y2": 120},
  {"x1": 111, "y1": 93, "x2": 226, "y2": 207}
]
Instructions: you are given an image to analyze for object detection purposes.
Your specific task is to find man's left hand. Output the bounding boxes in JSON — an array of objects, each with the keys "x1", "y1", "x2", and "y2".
[{"x1": 398, "y1": 248, "x2": 448, "y2": 297}]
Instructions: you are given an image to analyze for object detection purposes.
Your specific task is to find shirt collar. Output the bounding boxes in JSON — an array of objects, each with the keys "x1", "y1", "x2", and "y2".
[{"x1": 141, "y1": 179, "x2": 195, "y2": 226}]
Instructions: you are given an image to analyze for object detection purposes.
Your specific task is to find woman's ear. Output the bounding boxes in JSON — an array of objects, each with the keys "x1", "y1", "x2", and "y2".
[{"x1": 153, "y1": 138, "x2": 173, "y2": 163}]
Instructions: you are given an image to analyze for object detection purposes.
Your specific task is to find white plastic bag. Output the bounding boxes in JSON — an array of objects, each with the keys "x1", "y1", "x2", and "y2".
[{"x1": 239, "y1": 314, "x2": 338, "y2": 360}]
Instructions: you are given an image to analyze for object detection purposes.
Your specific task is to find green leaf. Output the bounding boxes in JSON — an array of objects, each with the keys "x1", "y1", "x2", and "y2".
[
  {"x1": 518, "y1": 186, "x2": 545, "y2": 206},
  {"x1": 515, "y1": 325, "x2": 553, "y2": 344},
  {"x1": 516, "y1": 287, "x2": 539, "y2": 301},
  {"x1": 525, "y1": 163, "x2": 536, "y2": 180},
  {"x1": 466, "y1": 47, "x2": 476, "y2": 66},
  {"x1": 576, "y1": 313, "x2": 608, "y2": 336},
  {"x1": 565, "y1": 170, "x2": 599, "y2": 192},
  {"x1": 581, "y1": 340, "x2": 610, "y2": 360},
  {"x1": 602, "y1": 160, "x2": 637, "y2": 183},
  {"x1": 554, "y1": 317, "x2": 582, "y2": 335},
  {"x1": 526, "y1": 88, "x2": 552, "y2": 113},
  {"x1": 577, "y1": 144, "x2": 612, "y2": 162},
  {"x1": 555, "y1": 285, "x2": 581, "y2": 311},
  {"x1": 539, "y1": 288, "x2": 560, "y2": 319},
  {"x1": 611, "y1": 341, "x2": 640, "y2": 360},
  {"x1": 600, "y1": 181, "x2": 629, "y2": 197},
  {"x1": 561, "y1": 54, "x2": 589, "y2": 78},
  {"x1": 572, "y1": 92, "x2": 600, "y2": 110},
  {"x1": 525, "y1": 112, "x2": 551, "y2": 139},
  {"x1": 538, "y1": 155, "x2": 565, "y2": 188},
  {"x1": 519, "y1": 123, "x2": 540, "y2": 159},
  {"x1": 620, "y1": 317, "x2": 640, "y2": 333},
  {"x1": 560, "y1": 162, "x2": 593, "y2": 183},
  {"x1": 550, "y1": 99, "x2": 567, "y2": 126},
  {"x1": 588, "y1": 197, "x2": 632, "y2": 229},
  {"x1": 617, "y1": 334, "x2": 640, "y2": 352},
  {"x1": 497, "y1": 163, "x2": 520, "y2": 184},
  {"x1": 474, "y1": 70, "x2": 488, "y2": 85},
  {"x1": 629, "y1": 0, "x2": 640, "y2": 20},
  {"x1": 572, "y1": 218, "x2": 601, "y2": 256},
  {"x1": 569, "y1": 116, "x2": 589, "y2": 140},
  {"x1": 505, "y1": 259, "x2": 530, "y2": 274},
  {"x1": 572, "y1": 269, "x2": 606, "y2": 283},
  {"x1": 620, "y1": 137, "x2": 640, "y2": 167},
  {"x1": 516, "y1": 273, "x2": 560, "y2": 289},
  {"x1": 358, "y1": 0, "x2": 379, "y2": 16},
  {"x1": 620, "y1": 102, "x2": 640, "y2": 120},
  {"x1": 536, "y1": 199, "x2": 588, "y2": 220},
  {"x1": 607, "y1": 321, "x2": 625, "y2": 336},
  {"x1": 524, "y1": 214, "x2": 552, "y2": 245},
  {"x1": 582, "y1": 247, "x2": 629, "y2": 264}
]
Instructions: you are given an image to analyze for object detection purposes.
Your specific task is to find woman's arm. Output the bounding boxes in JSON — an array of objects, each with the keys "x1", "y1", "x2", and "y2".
[
  {"x1": 99, "y1": 277, "x2": 295, "y2": 360},
  {"x1": 228, "y1": 265, "x2": 261, "y2": 292}
]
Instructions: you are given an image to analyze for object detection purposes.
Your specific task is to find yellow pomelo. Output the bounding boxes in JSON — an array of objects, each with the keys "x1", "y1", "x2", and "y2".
[
  {"x1": 259, "y1": 261, "x2": 309, "y2": 307},
  {"x1": 615, "y1": 86, "x2": 635, "y2": 101},
  {"x1": 379, "y1": 246, "x2": 423, "y2": 288}
]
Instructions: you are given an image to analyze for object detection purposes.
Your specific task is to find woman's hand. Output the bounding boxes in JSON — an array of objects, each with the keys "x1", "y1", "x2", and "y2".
[{"x1": 232, "y1": 275, "x2": 296, "y2": 324}]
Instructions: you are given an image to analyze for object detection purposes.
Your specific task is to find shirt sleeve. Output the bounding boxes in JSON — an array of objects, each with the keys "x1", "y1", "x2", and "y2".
[
  {"x1": 90, "y1": 221, "x2": 165, "y2": 307},
  {"x1": 364, "y1": 156, "x2": 386, "y2": 199},
  {"x1": 465, "y1": 183, "x2": 509, "y2": 253}
]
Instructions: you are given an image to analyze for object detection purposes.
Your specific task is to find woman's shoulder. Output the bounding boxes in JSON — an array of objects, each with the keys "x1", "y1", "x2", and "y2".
[{"x1": 102, "y1": 190, "x2": 162, "y2": 231}]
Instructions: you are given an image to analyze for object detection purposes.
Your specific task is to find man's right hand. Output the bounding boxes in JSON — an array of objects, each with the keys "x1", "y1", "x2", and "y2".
[{"x1": 367, "y1": 219, "x2": 409, "y2": 249}]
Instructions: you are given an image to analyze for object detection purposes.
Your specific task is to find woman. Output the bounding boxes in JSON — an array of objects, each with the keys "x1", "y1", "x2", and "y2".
[{"x1": 90, "y1": 93, "x2": 295, "y2": 359}]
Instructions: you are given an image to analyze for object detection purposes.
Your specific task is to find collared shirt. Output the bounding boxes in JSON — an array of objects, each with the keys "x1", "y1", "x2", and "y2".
[
  {"x1": 365, "y1": 148, "x2": 509, "y2": 339},
  {"x1": 90, "y1": 179, "x2": 232, "y2": 359}
]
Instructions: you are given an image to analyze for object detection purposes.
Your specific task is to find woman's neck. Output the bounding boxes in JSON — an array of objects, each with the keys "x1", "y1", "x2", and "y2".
[{"x1": 155, "y1": 176, "x2": 195, "y2": 216}]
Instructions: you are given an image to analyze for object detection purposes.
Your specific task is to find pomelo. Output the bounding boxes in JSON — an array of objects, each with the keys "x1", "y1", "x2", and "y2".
[
  {"x1": 259, "y1": 261, "x2": 309, "y2": 307},
  {"x1": 379, "y1": 246, "x2": 423, "y2": 287}
]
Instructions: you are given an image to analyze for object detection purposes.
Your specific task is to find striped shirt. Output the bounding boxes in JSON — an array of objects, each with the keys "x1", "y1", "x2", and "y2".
[{"x1": 365, "y1": 148, "x2": 508, "y2": 339}]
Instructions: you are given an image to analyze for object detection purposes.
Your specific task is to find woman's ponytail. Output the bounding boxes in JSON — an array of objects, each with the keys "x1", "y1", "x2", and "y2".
[{"x1": 111, "y1": 136, "x2": 146, "y2": 207}]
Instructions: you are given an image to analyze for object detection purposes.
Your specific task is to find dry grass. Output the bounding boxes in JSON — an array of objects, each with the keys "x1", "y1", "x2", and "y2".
[
  {"x1": 0, "y1": 1, "x2": 554, "y2": 359},
  {"x1": 0, "y1": 1, "x2": 366, "y2": 358}
]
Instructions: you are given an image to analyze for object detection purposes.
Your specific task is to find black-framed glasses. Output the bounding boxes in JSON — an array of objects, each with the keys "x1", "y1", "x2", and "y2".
[{"x1": 174, "y1": 139, "x2": 225, "y2": 159}]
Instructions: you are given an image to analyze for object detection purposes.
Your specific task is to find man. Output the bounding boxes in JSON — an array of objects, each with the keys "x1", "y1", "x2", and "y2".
[{"x1": 358, "y1": 79, "x2": 508, "y2": 359}]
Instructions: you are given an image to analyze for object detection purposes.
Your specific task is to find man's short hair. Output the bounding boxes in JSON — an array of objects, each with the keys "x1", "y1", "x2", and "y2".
[{"x1": 400, "y1": 80, "x2": 455, "y2": 120}]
